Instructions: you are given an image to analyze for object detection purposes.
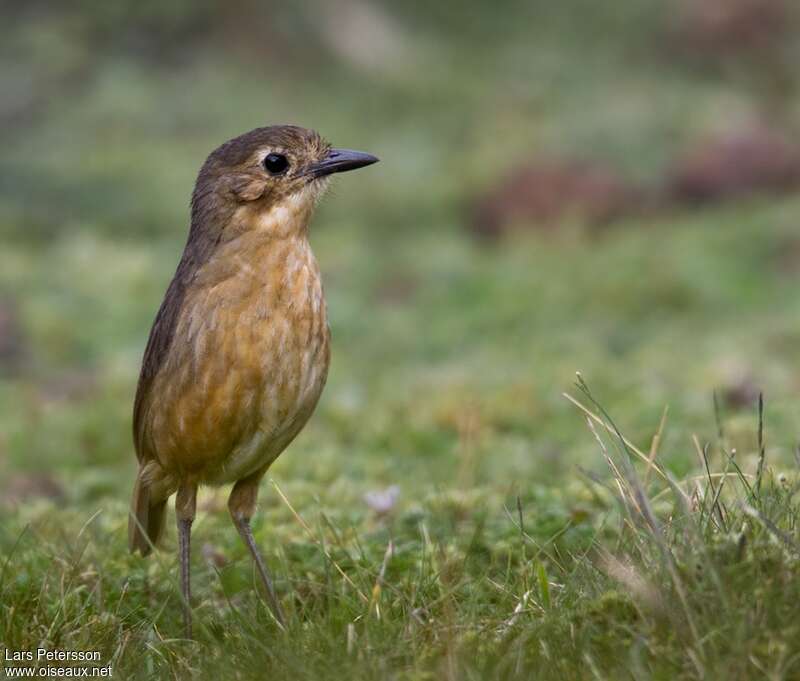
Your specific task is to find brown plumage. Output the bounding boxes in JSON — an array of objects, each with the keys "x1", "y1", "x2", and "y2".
[{"x1": 128, "y1": 125, "x2": 378, "y2": 637}]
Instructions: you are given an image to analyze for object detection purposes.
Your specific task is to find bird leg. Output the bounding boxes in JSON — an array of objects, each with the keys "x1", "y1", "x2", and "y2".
[
  {"x1": 228, "y1": 471, "x2": 286, "y2": 628},
  {"x1": 175, "y1": 482, "x2": 197, "y2": 639}
]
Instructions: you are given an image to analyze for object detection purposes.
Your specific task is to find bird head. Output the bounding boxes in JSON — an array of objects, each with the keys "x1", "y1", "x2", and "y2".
[{"x1": 190, "y1": 125, "x2": 378, "y2": 241}]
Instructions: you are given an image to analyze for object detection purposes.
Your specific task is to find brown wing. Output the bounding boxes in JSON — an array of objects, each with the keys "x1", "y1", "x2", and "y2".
[
  {"x1": 132, "y1": 271, "x2": 189, "y2": 462},
  {"x1": 133, "y1": 153, "x2": 245, "y2": 460}
]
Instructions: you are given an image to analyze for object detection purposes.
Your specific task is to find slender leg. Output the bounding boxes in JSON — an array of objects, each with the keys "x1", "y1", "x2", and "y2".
[
  {"x1": 175, "y1": 482, "x2": 197, "y2": 639},
  {"x1": 228, "y1": 471, "x2": 286, "y2": 628}
]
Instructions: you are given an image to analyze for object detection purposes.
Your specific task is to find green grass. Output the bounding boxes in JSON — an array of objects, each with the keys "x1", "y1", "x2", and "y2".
[
  {"x1": 3, "y1": 1, "x2": 800, "y2": 678},
  {"x1": 3, "y1": 379, "x2": 800, "y2": 679}
]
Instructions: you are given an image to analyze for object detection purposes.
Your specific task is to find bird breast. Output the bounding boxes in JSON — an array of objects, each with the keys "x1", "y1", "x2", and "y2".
[{"x1": 147, "y1": 235, "x2": 331, "y2": 484}]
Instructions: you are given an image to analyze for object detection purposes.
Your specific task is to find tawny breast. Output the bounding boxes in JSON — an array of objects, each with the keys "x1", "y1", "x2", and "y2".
[{"x1": 143, "y1": 235, "x2": 330, "y2": 485}]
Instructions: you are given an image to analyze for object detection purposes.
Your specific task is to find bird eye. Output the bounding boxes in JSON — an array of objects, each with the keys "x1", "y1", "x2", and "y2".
[{"x1": 263, "y1": 153, "x2": 289, "y2": 175}]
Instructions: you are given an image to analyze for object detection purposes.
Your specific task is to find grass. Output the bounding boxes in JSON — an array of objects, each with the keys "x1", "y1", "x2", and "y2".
[
  {"x1": 3, "y1": 1, "x2": 800, "y2": 678},
  {"x1": 3, "y1": 379, "x2": 800, "y2": 679}
]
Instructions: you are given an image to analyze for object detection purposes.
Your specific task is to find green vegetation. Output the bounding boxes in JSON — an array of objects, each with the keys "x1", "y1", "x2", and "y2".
[{"x1": 2, "y1": 2, "x2": 800, "y2": 678}]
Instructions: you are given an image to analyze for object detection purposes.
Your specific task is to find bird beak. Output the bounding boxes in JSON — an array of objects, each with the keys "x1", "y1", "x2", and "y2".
[{"x1": 307, "y1": 148, "x2": 379, "y2": 178}]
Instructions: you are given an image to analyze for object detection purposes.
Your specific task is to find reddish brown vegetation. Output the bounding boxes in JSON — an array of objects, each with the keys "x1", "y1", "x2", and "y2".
[
  {"x1": 0, "y1": 300, "x2": 24, "y2": 375},
  {"x1": 721, "y1": 376, "x2": 761, "y2": 410},
  {"x1": 2, "y1": 473, "x2": 65, "y2": 506},
  {"x1": 471, "y1": 121, "x2": 800, "y2": 240},
  {"x1": 670, "y1": 0, "x2": 790, "y2": 57},
  {"x1": 471, "y1": 160, "x2": 642, "y2": 239},
  {"x1": 665, "y1": 124, "x2": 800, "y2": 204}
]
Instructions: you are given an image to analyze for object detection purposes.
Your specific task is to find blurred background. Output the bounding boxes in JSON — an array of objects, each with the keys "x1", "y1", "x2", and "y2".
[{"x1": 3, "y1": 0, "x2": 800, "y2": 513}]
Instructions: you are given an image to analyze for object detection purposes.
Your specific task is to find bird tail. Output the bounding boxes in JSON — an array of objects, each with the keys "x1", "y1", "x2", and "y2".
[{"x1": 128, "y1": 467, "x2": 167, "y2": 556}]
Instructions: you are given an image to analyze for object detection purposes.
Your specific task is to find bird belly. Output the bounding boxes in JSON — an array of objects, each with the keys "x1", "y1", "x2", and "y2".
[
  {"x1": 143, "y1": 239, "x2": 330, "y2": 485},
  {"x1": 210, "y1": 334, "x2": 330, "y2": 485},
  {"x1": 202, "y1": 246, "x2": 331, "y2": 485}
]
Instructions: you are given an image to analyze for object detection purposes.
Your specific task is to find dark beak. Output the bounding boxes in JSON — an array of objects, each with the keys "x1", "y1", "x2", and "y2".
[{"x1": 308, "y1": 148, "x2": 379, "y2": 178}]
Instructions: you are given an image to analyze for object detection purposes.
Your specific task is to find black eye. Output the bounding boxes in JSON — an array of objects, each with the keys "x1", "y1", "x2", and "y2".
[{"x1": 263, "y1": 153, "x2": 289, "y2": 175}]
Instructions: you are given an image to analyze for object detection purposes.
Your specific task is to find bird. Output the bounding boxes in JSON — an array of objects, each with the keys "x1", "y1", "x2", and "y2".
[{"x1": 128, "y1": 125, "x2": 378, "y2": 638}]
